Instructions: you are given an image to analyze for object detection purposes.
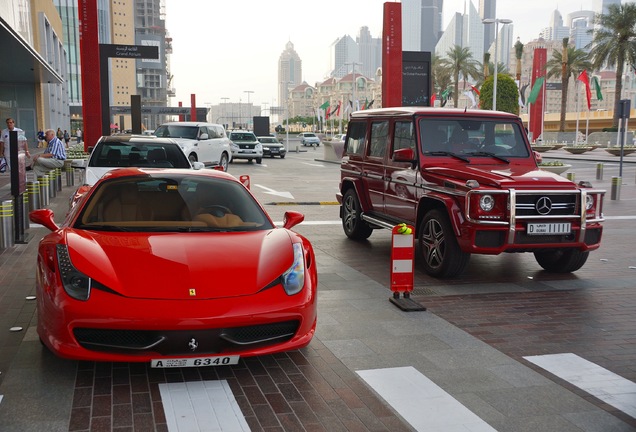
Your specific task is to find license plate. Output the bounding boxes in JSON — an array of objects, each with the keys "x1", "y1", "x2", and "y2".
[
  {"x1": 527, "y1": 222, "x2": 571, "y2": 235},
  {"x1": 151, "y1": 355, "x2": 239, "y2": 368}
]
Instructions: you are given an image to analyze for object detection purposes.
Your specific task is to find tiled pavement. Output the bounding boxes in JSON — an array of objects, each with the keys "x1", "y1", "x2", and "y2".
[{"x1": 0, "y1": 148, "x2": 636, "y2": 431}]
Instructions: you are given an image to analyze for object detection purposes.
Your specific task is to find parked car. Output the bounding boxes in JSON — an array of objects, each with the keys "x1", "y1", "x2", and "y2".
[
  {"x1": 331, "y1": 133, "x2": 346, "y2": 143},
  {"x1": 258, "y1": 136, "x2": 287, "y2": 158},
  {"x1": 70, "y1": 135, "x2": 203, "y2": 208},
  {"x1": 299, "y1": 132, "x2": 321, "y2": 147},
  {"x1": 228, "y1": 131, "x2": 263, "y2": 163},
  {"x1": 337, "y1": 107, "x2": 605, "y2": 278},
  {"x1": 154, "y1": 122, "x2": 232, "y2": 171},
  {"x1": 30, "y1": 167, "x2": 317, "y2": 364}
]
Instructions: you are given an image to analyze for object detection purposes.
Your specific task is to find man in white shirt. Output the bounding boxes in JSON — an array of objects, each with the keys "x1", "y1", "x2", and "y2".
[{"x1": 1, "y1": 118, "x2": 27, "y2": 171}]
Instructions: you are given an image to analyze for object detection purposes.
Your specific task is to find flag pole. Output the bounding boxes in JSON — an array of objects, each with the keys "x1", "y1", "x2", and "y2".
[
  {"x1": 575, "y1": 79, "x2": 580, "y2": 145},
  {"x1": 541, "y1": 78, "x2": 546, "y2": 143}
]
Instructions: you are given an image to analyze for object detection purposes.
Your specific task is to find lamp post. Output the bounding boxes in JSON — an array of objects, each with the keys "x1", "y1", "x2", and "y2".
[
  {"x1": 482, "y1": 18, "x2": 512, "y2": 111},
  {"x1": 220, "y1": 97, "x2": 229, "y2": 128}
]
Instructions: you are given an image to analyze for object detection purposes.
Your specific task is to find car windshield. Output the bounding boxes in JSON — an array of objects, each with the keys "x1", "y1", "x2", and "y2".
[
  {"x1": 258, "y1": 137, "x2": 277, "y2": 143},
  {"x1": 230, "y1": 133, "x2": 257, "y2": 142},
  {"x1": 304, "y1": 133, "x2": 317, "y2": 138},
  {"x1": 154, "y1": 125, "x2": 198, "y2": 139},
  {"x1": 419, "y1": 118, "x2": 530, "y2": 159},
  {"x1": 75, "y1": 174, "x2": 273, "y2": 232},
  {"x1": 87, "y1": 142, "x2": 191, "y2": 168}
]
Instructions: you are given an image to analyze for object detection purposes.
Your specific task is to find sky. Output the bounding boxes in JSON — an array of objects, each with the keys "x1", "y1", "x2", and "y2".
[{"x1": 164, "y1": 0, "x2": 606, "y2": 109}]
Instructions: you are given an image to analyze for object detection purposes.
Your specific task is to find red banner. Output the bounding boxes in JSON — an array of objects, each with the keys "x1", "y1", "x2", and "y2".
[
  {"x1": 382, "y1": 2, "x2": 402, "y2": 108},
  {"x1": 78, "y1": 0, "x2": 101, "y2": 151},
  {"x1": 529, "y1": 48, "x2": 547, "y2": 143}
]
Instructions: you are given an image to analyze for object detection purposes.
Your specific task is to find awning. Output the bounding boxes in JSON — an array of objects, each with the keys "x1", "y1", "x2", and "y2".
[{"x1": 0, "y1": 17, "x2": 63, "y2": 85}]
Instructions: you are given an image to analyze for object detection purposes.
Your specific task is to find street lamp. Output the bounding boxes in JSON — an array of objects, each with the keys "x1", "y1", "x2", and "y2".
[
  {"x1": 244, "y1": 91, "x2": 253, "y2": 129},
  {"x1": 482, "y1": 18, "x2": 512, "y2": 111}
]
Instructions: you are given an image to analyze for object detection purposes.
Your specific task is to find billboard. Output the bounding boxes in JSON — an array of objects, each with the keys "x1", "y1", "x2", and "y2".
[{"x1": 402, "y1": 51, "x2": 432, "y2": 106}]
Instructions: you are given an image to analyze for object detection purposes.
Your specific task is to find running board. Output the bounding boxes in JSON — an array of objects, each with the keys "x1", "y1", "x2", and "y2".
[{"x1": 361, "y1": 214, "x2": 397, "y2": 230}]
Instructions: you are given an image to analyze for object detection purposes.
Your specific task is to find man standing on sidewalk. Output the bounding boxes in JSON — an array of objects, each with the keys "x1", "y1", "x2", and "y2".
[
  {"x1": 1, "y1": 117, "x2": 25, "y2": 171},
  {"x1": 32, "y1": 129, "x2": 66, "y2": 177}
]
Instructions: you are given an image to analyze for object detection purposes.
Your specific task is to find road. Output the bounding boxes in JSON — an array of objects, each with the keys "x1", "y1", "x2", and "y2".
[{"x1": 0, "y1": 145, "x2": 635, "y2": 431}]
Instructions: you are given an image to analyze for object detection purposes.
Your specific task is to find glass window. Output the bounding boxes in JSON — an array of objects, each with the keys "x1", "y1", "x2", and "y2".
[
  {"x1": 394, "y1": 121, "x2": 416, "y2": 151},
  {"x1": 368, "y1": 121, "x2": 389, "y2": 158},
  {"x1": 345, "y1": 121, "x2": 366, "y2": 156}
]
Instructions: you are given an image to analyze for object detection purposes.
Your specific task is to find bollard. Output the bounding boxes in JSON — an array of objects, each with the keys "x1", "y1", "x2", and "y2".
[
  {"x1": 0, "y1": 199, "x2": 15, "y2": 249},
  {"x1": 48, "y1": 171, "x2": 57, "y2": 198},
  {"x1": 388, "y1": 223, "x2": 425, "y2": 311},
  {"x1": 566, "y1": 172, "x2": 575, "y2": 182},
  {"x1": 56, "y1": 167, "x2": 62, "y2": 192},
  {"x1": 65, "y1": 161, "x2": 75, "y2": 187},
  {"x1": 596, "y1": 163, "x2": 603, "y2": 180},
  {"x1": 22, "y1": 194, "x2": 29, "y2": 230},
  {"x1": 239, "y1": 175, "x2": 250, "y2": 190},
  {"x1": 296, "y1": 145, "x2": 299, "y2": 153},
  {"x1": 611, "y1": 176, "x2": 621, "y2": 200},
  {"x1": 38, "y1": 175, "x2": 50, "y2": 206},
  {"x1": 27, "y1": 180, "x2": 40, "y2": 211}
]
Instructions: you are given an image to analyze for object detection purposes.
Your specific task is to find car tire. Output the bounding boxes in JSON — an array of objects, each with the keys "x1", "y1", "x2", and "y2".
[
  {"x1": 342, "y1": 189, "x2": 372, "y2": 240},
  {"x1": 418, "y1": 209, "x2": 470, "y2": 278},
  {"x1": 534, "y1": 249, "x2": 589, "y2": 273},
  {"x1": 248, "y1": 158, "x2": 253, "y2": 163},
  {"x1": 280, "y1": 154, "x2": 286, "y2": 159},
  {"x1": 188, "y1": 153, "x2": 197, "y2": 164},
  {"x1": 256, "y1": 157, "x2": 262, "y2": 164},
  {"x1": 219, "y1": 153, "x2": 229, "y2": 171}
]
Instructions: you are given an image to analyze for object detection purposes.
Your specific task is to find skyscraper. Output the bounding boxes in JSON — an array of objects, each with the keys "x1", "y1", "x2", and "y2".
[
  {"x1": 402, "y1": 0, "x2": 443, "y2": 53},
  {"x1": 357, "y1": 26, "x2": 382, "y2": 80},
  {"x1": 278, "y1": 42, "x2": 302, "y2": 111},
  {"x1": 330, "y1": 35, "x2": 358, "y2": 78},
  {"x1": 479, "y1": 0, "x2": 495, "y2": 55}
]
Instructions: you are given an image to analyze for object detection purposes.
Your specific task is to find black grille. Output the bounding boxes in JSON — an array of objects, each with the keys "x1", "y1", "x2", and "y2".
[
  {"x1": 475, "y1": 230, "x2": 505, "y2": 248},
  {"x1": 515, "y1": 194, "x2": 577, "y2": 217},
  {"x1": 585, "y1": 228, "x2": 602, "y2": 245},
  {"x1": 73, "y1": 320, "x2": 300, "y2": 355}
]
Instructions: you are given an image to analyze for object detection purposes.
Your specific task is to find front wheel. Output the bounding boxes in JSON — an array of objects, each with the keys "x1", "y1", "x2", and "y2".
[
  {"x1": 280, "y1": 154, "x2": 286, "y2": 159},
  {"x1": 188, "y1": 153, "x2": 197, "y2": 164},
  {"x1": 256, "y1": 157, "x2": 262, "y2": 164},
  {"x1": 534, "y1": 249, "x2": 589, "y2": 273},
  {"x1": 219, "y1": 153, "x2": 229, "y2": 171},
  {"x1": 418, "y1": 209, "x2": 470, "y2": 278},
  {"x1": 341, "y1": 189, "x2": 372, "y2": 240}
]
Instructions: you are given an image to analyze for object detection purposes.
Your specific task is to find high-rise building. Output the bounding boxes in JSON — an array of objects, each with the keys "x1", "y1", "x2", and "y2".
[
  {"x1": 540, "y1": 10, "x2": 570, "y2": 42},
  {"x1": 278, "y1": 41, "x2": 302, "y2": 114},
  {"x1": 436, "y1": 0, "x2": 484, "y2": 64},
  {"x1": 479, "y1": 0, "x2": 495, "y2": 55},
  {"x1": 330, "y1": 35, "x2": 358, "y2": 78},
  {"x1": 567, "y1": 11, "x2": 595, "y2": 52},
  {"x1": 357, "y1": 26, "x2": 382, "y2": 80},
  {"x1": 402, "y1": 0, "x2": 443, "y2": 53}
]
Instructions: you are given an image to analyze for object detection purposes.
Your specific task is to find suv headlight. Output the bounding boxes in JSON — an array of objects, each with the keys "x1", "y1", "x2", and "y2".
[
  {"x1": 230, "y1": 142, "x2": 239, "y2": 151},
  {"x1": 479, "y1": 194, "x2": 495, "y2": 211}
]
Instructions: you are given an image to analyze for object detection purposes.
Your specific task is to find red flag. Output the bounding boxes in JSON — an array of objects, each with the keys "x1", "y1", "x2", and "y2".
[
  {"x1": 430, "y1": 93, "x2": 436, "y2": 106},
  {"x1": 578, "y1": 70, "x2": 592, "y2": 110},
  {"x1": 335, "y1": 101, "x2": 341, "y2": 116},
  {"x1": 470, "y1": 85, "x2": 480, "y2": 95}
]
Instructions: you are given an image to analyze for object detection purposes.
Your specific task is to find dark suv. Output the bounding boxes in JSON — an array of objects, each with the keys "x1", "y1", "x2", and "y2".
[{"x1": 336, "y1": 107, "x2": 605, "y2": 278}]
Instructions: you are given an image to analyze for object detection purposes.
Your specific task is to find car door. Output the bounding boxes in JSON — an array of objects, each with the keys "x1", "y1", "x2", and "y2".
[
  {"x1": 205, "y1": 125, "x2": 226, "y2": 165},
  {"x1": 384, "y1": 120, "x2": 419, "y2": 224},
  {"x1": 364, "y1": 120, "x2": 390, "y2": 213}
]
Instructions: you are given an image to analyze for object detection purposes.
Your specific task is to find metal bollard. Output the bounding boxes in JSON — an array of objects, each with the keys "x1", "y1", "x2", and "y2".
[
  {"x1": 48, "y1": 171, "x2": 57, "y2": 198},
  {"x1": 566, "y1": 172, "x2": 575, "y2": 182},
  {"x1": 22, "y1": 194, "x2": 29, "y2": 230},
  {"x1": 56, "y1": 167, "x2": 62, "y2": 192},
  {"x1": 596, "y1": 163, "x2": 603, "y2": 180},
  {"x1": 38, "y1": 175, "x2": 50, "y2": 206},
  {"x1": 65, "y1": 161, "x2": 75, "y2": 187},
  {"x1": 0, "y1": 199, "x2": 15, "y2": 249},
  {"x1": 27, "y1": 180, "x2": 40, "y2": 211},
  {"x1": 611, "y1": 176, "x2": 621, "y2": 200}
]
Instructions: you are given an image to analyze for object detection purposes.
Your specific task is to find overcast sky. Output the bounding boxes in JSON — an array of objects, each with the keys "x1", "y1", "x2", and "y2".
[{"x1": 164, "y1": 0, "x2": 606, "y2": 109}]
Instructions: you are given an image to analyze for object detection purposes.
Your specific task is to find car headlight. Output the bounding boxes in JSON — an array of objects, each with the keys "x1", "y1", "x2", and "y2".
[
  {"x1": 281, "y1": 243, "x2": 305, "y2": 295},
  {"x1": 585, "y1": 194, "x2": 594, "y2": 210},
  {"x1": 479, "y1": 194, "x2": 495, "y2": 211},
  {"x1": 263, "y1": 146, "x2": 270, "y2": 151},
  {"x1": 231, "y1": 143, "x2": 239, "y2": 150},
  {"x1": 56, "y1": 245, "x2": 92, "y2": 301}
]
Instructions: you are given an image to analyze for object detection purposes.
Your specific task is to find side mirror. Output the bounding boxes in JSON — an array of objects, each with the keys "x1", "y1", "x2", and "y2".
[
  {"x1": 192, "y1": 162, "x2": 205, "y2": 170},
  {"x1": 198, "y1": 133, "x2": 209, "y2": 140},
  {"x1": 30, "y1": 209, "x2": 59, "y2": 232},
  {"x1": 393, "y1": 147, "x2": 416, "y2": 165},
  {"x1": 283, "y1": 211, "x2": 304, "y2": 229},
  {"x1": 533, "y1": 150, "x2": 543, "y2": 164}
]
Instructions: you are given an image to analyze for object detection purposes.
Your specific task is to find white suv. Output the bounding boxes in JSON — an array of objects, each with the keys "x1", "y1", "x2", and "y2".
[
  {"x1": 299, "y1": 132, "x2": 321, "y2": 147},
  {"x1": 154, "y1": 122, "x2": 232, "y2": 171},
  {"x1": 228, "y1": 131, "x2": 263, "y2": 164}
]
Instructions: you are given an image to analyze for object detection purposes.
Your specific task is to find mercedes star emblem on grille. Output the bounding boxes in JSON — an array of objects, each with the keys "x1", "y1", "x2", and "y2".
[
  {"x1": 189, "y1": 338, "x2": 198, "y2": 351},
  {"x1": 535, "y1": 196, "x2": 552, "y2": 215}
]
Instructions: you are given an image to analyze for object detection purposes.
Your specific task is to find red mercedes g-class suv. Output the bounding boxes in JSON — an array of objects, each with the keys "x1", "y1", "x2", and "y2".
[{"x1": 336, "y1": 107, "x2": 605, "y2": 278}]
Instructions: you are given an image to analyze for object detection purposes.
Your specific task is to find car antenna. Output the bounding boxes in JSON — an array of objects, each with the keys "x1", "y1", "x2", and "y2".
[{"x1": 464, "y1": 107, "x2": 467, "y2": 113}]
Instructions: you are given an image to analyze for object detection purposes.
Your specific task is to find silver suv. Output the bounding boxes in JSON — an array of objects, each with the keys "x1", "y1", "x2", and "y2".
[
  {"x1": 154, "y1": 122, "x2": 232, "y2": 171},
  {"x1": 228, "y1": 131, "x2": 263, "y2": 164},
  {"x1": 299, "y1": 132, "x2": 321, "y2": 147}
]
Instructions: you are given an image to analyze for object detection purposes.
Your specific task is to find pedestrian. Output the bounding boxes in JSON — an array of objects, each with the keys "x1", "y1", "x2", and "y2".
[
  {"x1": 76, "y1": 128, "x2": 82, "y2": 144},
  {"x1": 37, "y1": 129, "x2": 45, "y2": 148},
  {"x1": 56, "y1": 128, "x2": 63, "y2": 140},
  {"x1": 31, "y1": 129, "x2": 66, "y2": 178},
  {"x1": 1, "y1": 117, "x2": 25, "y2": 172},
  {"x1": 63, "y1": 129, "x2": 70, "y2": 147}
]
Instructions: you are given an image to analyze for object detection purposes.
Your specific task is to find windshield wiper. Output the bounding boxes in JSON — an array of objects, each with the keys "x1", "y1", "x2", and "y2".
[
  {"x1": 425, "y1": 151, "x2": 470, "y2": 163},
  {"x1": 465, "y1": 151, "x2": 509, "y2": 163},
  {"x1": 79, "y1": 224, "x2": 131, "y2": 232}
]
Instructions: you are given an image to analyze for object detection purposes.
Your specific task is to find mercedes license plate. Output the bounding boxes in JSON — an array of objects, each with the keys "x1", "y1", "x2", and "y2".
[
  {"x1": 151, "y1": 355, "x2": 239, "y2": 368},
  {"x1": 527, "y1": 222, "x2": 571, "y2": 235}
]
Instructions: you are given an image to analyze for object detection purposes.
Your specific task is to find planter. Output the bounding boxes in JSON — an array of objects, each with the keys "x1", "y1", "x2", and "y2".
[
  {"x1": 564, "y1": 147, "x2": 593, "y2": 154},
  {"x1": 605, "y1": 148, "x2": 636, "y2": 156},
  {"x1": 551, "y1": 144, "x2": 565, "y2": 150},
  {"x1": 531, "y1": 145, "x2": 555, "y2": 152},
  {"x1": 539, "y1": 164, "x2": 571, "y2": 175}
]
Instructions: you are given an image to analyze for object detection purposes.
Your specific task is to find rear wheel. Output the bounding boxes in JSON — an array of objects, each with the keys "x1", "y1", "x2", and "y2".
[
  {"x1": 342, "y1": 189, "x2": 372, "y2": 240},
  {"x1": 219, "y1": 153, "x2": 229, "y2": 171},
  {"x1": 534, "y1": 249, "x2": 589, "y2": 273},
  {"x1": 418, "y1": 209, "x2": 470, "y2": 278}
]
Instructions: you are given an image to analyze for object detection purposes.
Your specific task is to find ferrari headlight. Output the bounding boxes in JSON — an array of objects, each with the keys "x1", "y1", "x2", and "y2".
[
  {"x1": 281, "y1": 243, "x2": 305, "y2": 295},
  {"x1": 56, "y1": 245, "x2": 91, "y2": 301},
  {"x1": 479, "y1": 194, "x2": 495, "y2": 211}
]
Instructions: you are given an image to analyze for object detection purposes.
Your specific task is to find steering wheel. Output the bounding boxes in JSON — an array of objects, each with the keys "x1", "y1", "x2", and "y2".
[{"x1": 201, "y1": 205, "x2": 231, "y2": 217}]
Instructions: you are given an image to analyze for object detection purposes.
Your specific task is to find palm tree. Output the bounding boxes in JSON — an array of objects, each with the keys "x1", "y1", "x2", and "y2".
[
  {"x1": 432, "y1": 54, "x2": 452, "y2": 105},
  {"x1": 483, "y1": 52, "x2": 490, "y2": 80},
  {"x1": 588, "y1": 3, "x2": 636, "y2": 128},
  {"x1": 439, "y1": 45, "x2": 480, "y2": 107},
  {"x1": 546, "y1": 38, "x2": 592, "y2": 132},
  {"x1": 514, "y1": 39, "x2": 524, "y2": 82}
]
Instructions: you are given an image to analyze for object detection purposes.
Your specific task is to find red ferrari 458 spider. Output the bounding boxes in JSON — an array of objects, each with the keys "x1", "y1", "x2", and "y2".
[{"x1": 30, "y1": 167, "x2": 317, "y2": 367}]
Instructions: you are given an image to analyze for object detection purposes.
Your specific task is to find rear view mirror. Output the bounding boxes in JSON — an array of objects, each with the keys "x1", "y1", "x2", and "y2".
[{"x1": 393, "y1": 147, "x2": 416, "y2": 163}]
